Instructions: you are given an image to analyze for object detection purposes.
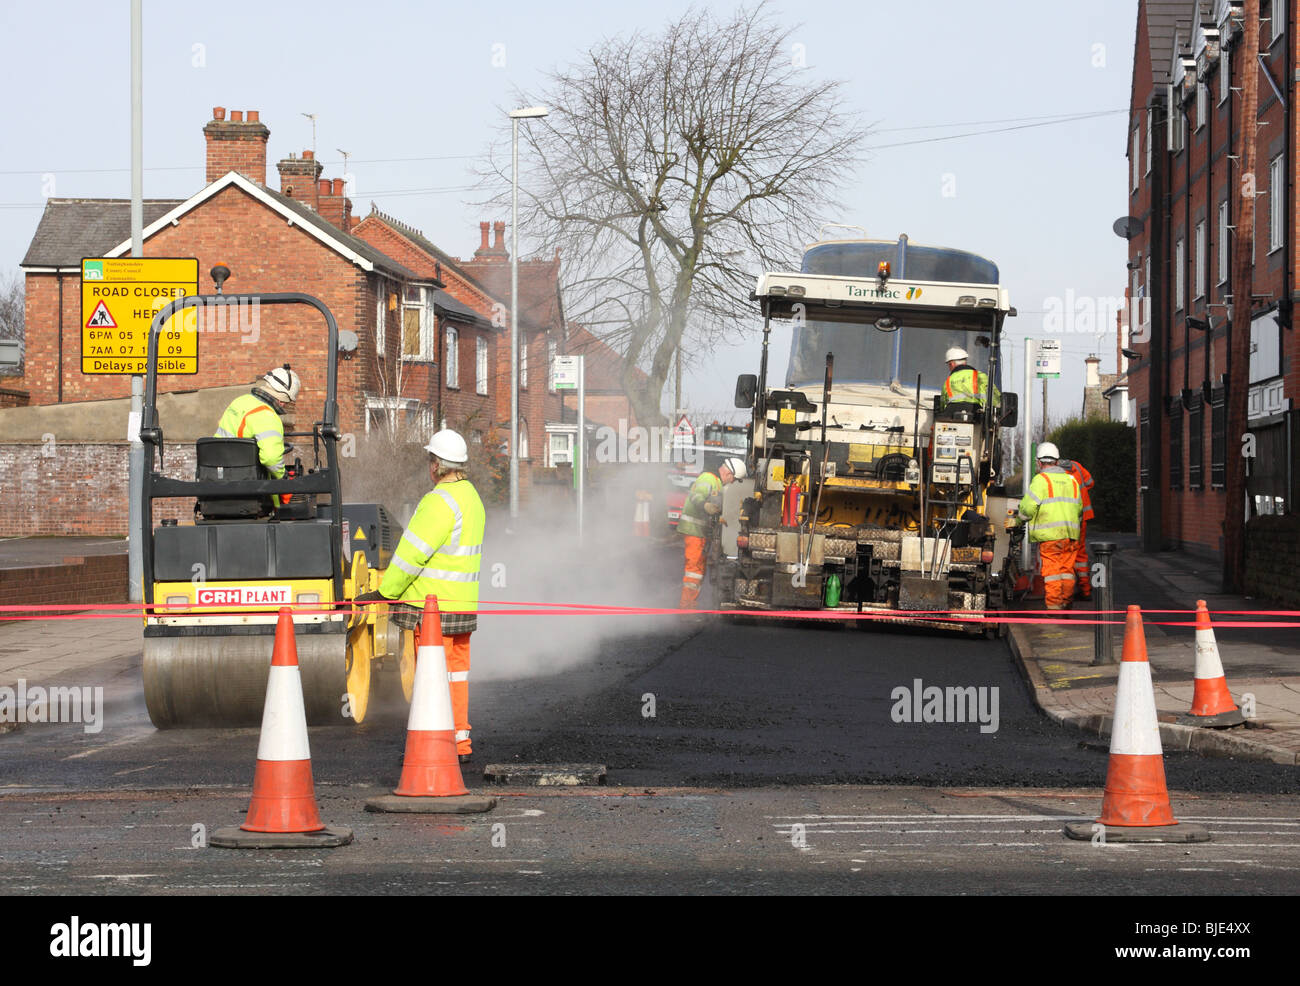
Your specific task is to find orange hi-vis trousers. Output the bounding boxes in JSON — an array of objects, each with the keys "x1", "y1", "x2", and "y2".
[
  {"x1": 1039, "y1": 539, "x2": 1080, "y2": 609},
  {"x1": 1073, "y1": 521, "x2": 1090, "y2": 598},
  {"x1": 444, "y1": 633, "x2": 472, "y2": 754},
  {"x1": 681, "y1": 535, "x2": 706, "y2": 608}
]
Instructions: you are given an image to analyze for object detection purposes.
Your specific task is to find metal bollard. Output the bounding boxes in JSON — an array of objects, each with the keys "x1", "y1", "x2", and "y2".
[{"x1": 1091, "y1": 541, "x2": 1117, "y2": 666}]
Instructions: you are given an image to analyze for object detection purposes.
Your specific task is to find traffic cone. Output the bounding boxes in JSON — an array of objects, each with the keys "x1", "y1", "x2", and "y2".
[
  {"x1": 634, "y1": 491, "x2": 652, "y2": 538},
  {"x1": 1178, "y1": 600, "x2": 1245, "y2": 727},
  {"x1": 211, "y1": 608, "x2": 353, "y2": 848},
  {"x1": 366, "y1": 595, "x2": 495, "y2": 814},
  {"x1": 1065, "y1": 606, "x2": 1209, "y2": 843}
]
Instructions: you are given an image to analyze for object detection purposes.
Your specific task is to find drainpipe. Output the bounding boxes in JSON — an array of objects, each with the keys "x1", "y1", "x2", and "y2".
[{"x1": 56, "y1": 271, "x2": 64, "y2": 402}]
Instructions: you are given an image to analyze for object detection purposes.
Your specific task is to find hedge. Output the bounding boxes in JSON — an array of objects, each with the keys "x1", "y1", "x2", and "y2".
[{"x1": 1046, "y1": 418, "x2": 1137, "y2": 532}]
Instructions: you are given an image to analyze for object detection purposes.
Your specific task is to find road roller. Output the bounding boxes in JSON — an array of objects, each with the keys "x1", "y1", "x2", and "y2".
[{"x1": 137, "y1": 280, "x2": 409, "y2": 728}]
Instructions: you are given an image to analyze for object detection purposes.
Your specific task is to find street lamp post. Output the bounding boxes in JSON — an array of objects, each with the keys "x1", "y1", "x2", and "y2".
[{"x1": 508, "y1": 106, "x2": 549, "y2": 521}]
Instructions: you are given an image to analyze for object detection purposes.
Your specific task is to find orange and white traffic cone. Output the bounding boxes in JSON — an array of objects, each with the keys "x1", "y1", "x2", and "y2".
[
  {"x1": 212, "y1": 608, "x2": 353, "y2": 848},
  {"x1": 634, "y1": 491, "x2": 652, "y2": 538},
  {"x1": 1178, "y1": 600, "x2": 1245, "y2": 728},
  {"x1": 1065, "y1": 605, "x2": 1209, "y2": 843},
  {"x1": 366, "y1": 595, "x2": 495, "y2": 815}
]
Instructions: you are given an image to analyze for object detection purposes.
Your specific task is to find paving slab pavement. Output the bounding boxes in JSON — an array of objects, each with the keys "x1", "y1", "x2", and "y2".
[{"x1": 1008, "y1": 534, "x2": 1300, "y2": 766}]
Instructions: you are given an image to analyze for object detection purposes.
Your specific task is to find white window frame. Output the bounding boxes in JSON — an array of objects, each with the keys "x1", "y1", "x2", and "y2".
[
  {"x1": 1218, "y1": 200, "x2": 1230, "y2": 285},
  {"x1": 520, "y1": 334, "x2": 529, "y2": 389},
  {"x1": 1219, "y1": 44, "x2": 1230, "y2": 104},
  {"x1": 1273, "y1": 0, "x2": 1286, "y2": 43},
  {"x1": 476, "y1": 335, "x2": 488, "y2": 395},
  {"x1": 1195, "y1": 221, "x2": 1206, "y2": 299},
  {"x1": 1269, "y1": 154, "x2": 1285, "y2": 253},
  {"x1": 375, "y1": 288, "x2": 385, "y2": 357},
  {"x1": 363, "y1": 395, "x2": 420, "y2": 435},
  {"x1": 1196, "y1": 82, "x2": 1207, "y2": 130},
  {"x1": 1175, "y1": 237, "x2": 1185, "y2": 311},
  {"x1": 401, "y1": 286, "x2": 430, "y2": 361},
  {"x1": 445, "y1": 325, "x2": 459, "y2": 389},
  {"x1": 546, "y1": 337, "x2": 558, "y2": 392},
  {"x1": 1145, "y1": 107, "x2": 1153, "y2": 175},
  {"x1": 1131, "y1": 127, "x2": 1140, "y2": 191}
]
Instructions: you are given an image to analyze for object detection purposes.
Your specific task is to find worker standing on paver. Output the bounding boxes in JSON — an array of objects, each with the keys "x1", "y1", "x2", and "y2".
[
  {"x1": 1057, "y1": 455, "x2": 1096, "y2": 600},
  {"x1": 214, "y1": 365, "x2": 301, "y2": 504},
  {"x1": 940, "y1": 347, "x2": 1000, "y2": 410},
  {"x1": 1012, "y1": 442, "x2": 1082, "y2": 610},
  {"x1": 679, "y1": 456, "x2": 746, "y2": 609},
  {"x1": 362, "y1": 430, "x2": 485, "y2": 762}
]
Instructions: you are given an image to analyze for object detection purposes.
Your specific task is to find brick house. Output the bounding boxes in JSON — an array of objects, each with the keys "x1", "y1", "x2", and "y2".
[
  {"x1": 1125, "y1": 0, "x2": 1299, "y2": 558},
  {"x1": 17, "y1": 107, "x2": 433, "y2": 438}
]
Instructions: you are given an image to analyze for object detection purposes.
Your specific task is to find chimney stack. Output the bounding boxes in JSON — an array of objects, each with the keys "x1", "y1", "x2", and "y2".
[
  {"x1": 1085, "y1": 355, "x2": 1101, "y2": 388},
  {"x1": 276, "y1": 149, "x2": 323, "y2": 202},
  {"x1": 473, "y1": 220, "x2": 509, "y2": 261},
  {"x1": 204, "y1": 106, "x2": 270, "y2": 184}
]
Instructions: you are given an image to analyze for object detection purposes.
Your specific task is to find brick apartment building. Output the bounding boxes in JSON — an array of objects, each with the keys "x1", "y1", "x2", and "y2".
[
  {"x1": 8, "y1": 106, "x2": 602, "y2": 532},
  {"x1": 1125, "y1": 0, "x2": 1299, "y2": 558}
]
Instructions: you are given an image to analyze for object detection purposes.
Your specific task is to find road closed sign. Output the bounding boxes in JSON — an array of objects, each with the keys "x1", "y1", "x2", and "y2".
[{"x1": 81, "y1": 257, "x2": 199, "y2": 374}]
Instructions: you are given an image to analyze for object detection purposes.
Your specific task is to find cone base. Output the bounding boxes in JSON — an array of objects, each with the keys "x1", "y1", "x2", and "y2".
[
  {"x1": 1176, "y1": 709, "x2": 1246, "y2": 728},
  {"x1": 210, "y1": 825, "x2": 353, "y2": 849},
  {"x1": 365, "y1": 793, "x2": 497, "y2": 814},
  {"x1": 1064, "y1": 821, "x2": 1210, "y2": 843}
]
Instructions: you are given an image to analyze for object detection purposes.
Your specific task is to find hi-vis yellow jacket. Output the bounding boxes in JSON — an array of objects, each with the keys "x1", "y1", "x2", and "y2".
[
  {"x1": 379, "y1": 479, "x2": 485, "y2": 614},
  {"x1": 1016, "y1": 466, "x2": 1082, "y2": 543},
  {"x1": 941, "y1": 365, "x2": 1001, "y2": 410},
  {"x1": 215, "y1": 392, "x2": 287, "y2": 479}
]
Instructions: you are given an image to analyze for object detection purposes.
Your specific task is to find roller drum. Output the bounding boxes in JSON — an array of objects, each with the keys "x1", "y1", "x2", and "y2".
[{"x1": 143, "y1": 630, "x2": 347, "y2": 728}]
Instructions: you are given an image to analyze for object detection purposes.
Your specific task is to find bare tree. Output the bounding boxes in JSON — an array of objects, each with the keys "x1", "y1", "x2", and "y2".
[
  {"x1": 486, "y1": 2, "x2": 867, "y2": 427},
  {"x1": 0, "y1": 270, "x2": 23, "y2": 374}
]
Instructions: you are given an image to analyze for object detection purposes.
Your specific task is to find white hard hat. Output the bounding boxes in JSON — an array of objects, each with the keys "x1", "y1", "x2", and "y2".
[
  {"x1": 1037, "y1": 442, "x2": 1060, "y2": 461},
  {"x1": 722, "y1": 457, "x2": 747, "y2": 481},
  {"x1": 425, "y1": 429, "x2": 469, "y2": 464},
  {"x1": 262, "y1": 365, "x2": 301, "y2": 402},
  {"x1": 945, "y1": 347, "x2": 969, "y2": 363}
]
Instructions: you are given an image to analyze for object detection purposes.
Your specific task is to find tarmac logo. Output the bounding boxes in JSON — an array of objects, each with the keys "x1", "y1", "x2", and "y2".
[
  {"x1": 0, "y1": 679, "x2": 103, "y2": 734},
  {"x1": 49, "y1": 916, "x2": 151, "y2": 966},
  {"x1": 889, "y1": 678, "x2": 999, "y2": 733}
]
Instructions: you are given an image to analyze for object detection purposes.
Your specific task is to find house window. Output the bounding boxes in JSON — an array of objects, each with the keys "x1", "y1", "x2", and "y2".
[
  {"x1": 1169, "y1": 400, "x2": 1184, "y2": 491},
  {"x1": 1270, "y1": 155, "x2": 1284, "y2": 252},
  {"x1": 445, "y1": 325, "x2": 459, "y2": 388},
  {"x1": 1196, "y1": 82, "x2": 1207, "y2": 130},
  {"x1": 547, "y1": 338, "x2": 558, "y2": 392},
  {"x1": 1139, "y1": 406, "x2": 1151, "y2": 488},
  {"x1": 375, "y1": 290, "x2": 385, "y2": 357},
  {"x1": 1210, "y1": 387, "x2": 1227, "y2": 488},
  {"x1": 1219, "y1": 44, "x2": 1230, "y2": 104},
  {"x1": 1273, "y1": 0, "x2": 1286, "y2": 42},
  {"x1": 476, "y1": 335, "x2": 488, "y2": 395},
  {"x1": 1175, "y1": 237, "x2": 1185, "y2": 311},
  {"x1": 519, "y1": 417, "x2": 530, "y2": 460},
  {"x1": 1145, "y1": 107, "x2": 1153, "y2": 175},
  {"x1": 1194, "y1": 221, "x2": 1206, "y2": 299},
  {"x1": 1217, "y1": 200, "x2": 1229, "y2": 285},
  {"x1": 1188, "y1": 399, "x2": 1204, "y2": 490},
  {"x1": 520, "y1": 335, "x2": 528, "y2": 389},
  {"x1": 1131, "y1": 127, "x2": 1140, "y2": 191},
  {"x1": 403, "y1": 306, "x2": 422, "y2": 358}
]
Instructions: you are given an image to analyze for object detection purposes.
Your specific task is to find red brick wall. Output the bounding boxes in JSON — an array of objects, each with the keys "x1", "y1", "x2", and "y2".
[
  {"x1": 0, "y1": 387, "x2": 29, "y2": 408},
  {"x1": 22, "y1": 184, "x2": 385, "y2": 436},
  {"x1": 0, "y1": 554, "x2": 129, "y2": 616},
  {"x1": 0, "y1": 442, "x2": 198, "y2": 536}
]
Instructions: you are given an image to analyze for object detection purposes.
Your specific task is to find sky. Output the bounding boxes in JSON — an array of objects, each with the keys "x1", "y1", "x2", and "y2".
[{"x1": 0, "y1": 0, "x2": 1136, "y2": 426}]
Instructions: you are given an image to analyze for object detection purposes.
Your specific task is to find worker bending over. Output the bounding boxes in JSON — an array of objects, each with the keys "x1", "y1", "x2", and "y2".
[{"x1": 679, "y1": 456, "x2": 747, "y2": 609}]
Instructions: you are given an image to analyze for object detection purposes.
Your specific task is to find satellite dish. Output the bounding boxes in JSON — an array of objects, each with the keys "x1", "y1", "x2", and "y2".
[
  {"x1": 337, "y1": 329, "x2": 359, "y2": 353},
  {"x1": 1112, "y1": 216, "x2": 1145, "y2": 240}
]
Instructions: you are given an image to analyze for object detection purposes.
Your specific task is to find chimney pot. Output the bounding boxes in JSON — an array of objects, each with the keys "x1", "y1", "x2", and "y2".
[
  {"x1": 479, "y1": 221, "x2": 491, "y2": 252},
  {"x1": 213, "y1": 106, "x2": 226, "y2": 121},
  {"x1": 230, "y1": 110, "x2": 244, "y2": 122},
  {"x1": 247, "y1": 110, "x2": 259, "y2": 123},
  {"x1": 332, "y1": 178, "x2": 345, "y2": 196},
  {"x1": 492, "y1": 220, "x2": 506, "y2": 251},
  {"x1": 319, "y1": 178, "x2": 332, "y2": 196},
  {"x1": 303, "y1": 150, "x2": 314, "y2": 160}
]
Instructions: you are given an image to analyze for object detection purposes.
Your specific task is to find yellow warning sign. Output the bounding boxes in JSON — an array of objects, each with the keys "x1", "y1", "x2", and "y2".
[
  {"x1": 353, "y1": 528, "x2": 367, "y2": 541},
  {"x1": 81, "y1": 257, "x2": 199, "y2": 375}
]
